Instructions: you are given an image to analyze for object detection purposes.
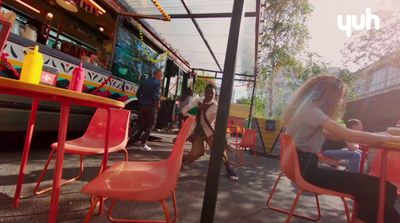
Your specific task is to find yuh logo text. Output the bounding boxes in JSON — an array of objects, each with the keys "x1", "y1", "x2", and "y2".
[{"x1": 337, "y1": 7, "x2": 380, "y2": 37}]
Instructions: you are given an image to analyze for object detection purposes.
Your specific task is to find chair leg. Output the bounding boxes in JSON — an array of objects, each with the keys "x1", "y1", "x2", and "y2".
[
  {"x1": 266, "y1": 172, "x2": 284, "y2": 207},
  {"x1": 84, "y1": 196, "x2": 100, "y2": 223},
  {"x1": 351, "y1": 201, "x2": 359, "y2": 222},
  {"x1": 313, "y1": 193, "x2": 322, "y2": 221},
  {"x1": 266, "y1": 173, "x2": 321, "y2": 221},
  {"x1": 286, "y1": 189, "x2": 304, "y2": 223},
  {"x1": 33, "y1": 149, "x2": 55, "y2": 195},
  {"x1": 107, "y1": 199, "x2": 117, "y2": 222},
  {"x1": 34, "y1": 152, "x2": 84, "y2": 195},
  {"x1": 341, "y1": 197, "x2": 351, "y2": 223},
  {"x1": 171, "y1": 191, "x2": 178, "y2": 223},
  {"x1": 160, "y1": 199, "x2": 172, "y2": 223},
  {"x1": 123, "y1": 148, "x2": 129, "y2": 161}
]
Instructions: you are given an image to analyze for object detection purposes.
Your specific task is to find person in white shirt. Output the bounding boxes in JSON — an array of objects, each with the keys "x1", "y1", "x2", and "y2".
[{"x1": 182, "y1": 84, "x2": 238, "y2": 181}]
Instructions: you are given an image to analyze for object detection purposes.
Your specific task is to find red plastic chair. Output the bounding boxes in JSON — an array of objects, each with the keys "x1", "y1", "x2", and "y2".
[
  {"x1": 34, "y1": 108, "x2": 130, "y2": 195},
  {"x1": 230, "y1": 128, "x2": 257, "y2": 166},
  {"x1": 266, "y1": 133, "x2": 357, "y2": 223},
  {"x1": 227, "y1": 117, "x2": 245, "y2": 136},
  {"x1": 369, "y1": 150, "x2": 400, "y2": 195},
  {"x1": 81, "y1": 117, "x2": 195, "y2": 223},
  {"x1": 359, "y1": 145, "x2": 369, "y2": 173}
]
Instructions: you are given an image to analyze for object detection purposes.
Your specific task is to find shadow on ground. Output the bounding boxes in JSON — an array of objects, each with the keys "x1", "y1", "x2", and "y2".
[{"x1": 0, "y1": 132, "x2": 350, "y2": 223}]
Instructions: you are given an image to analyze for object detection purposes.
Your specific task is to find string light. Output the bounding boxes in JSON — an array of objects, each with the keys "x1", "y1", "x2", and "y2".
[
  {"x1": 87, "y1": 0, "x2": 106, "y2": 14},
  {"x1": 150, "y1": 0, "x2": 171, "y2": 21},
  {"x1": 136, "y1": 23, "x2": 168, "y2": 63},
  {"x1": 15, "y1": 0, "x2": 40, "y2": 14}
]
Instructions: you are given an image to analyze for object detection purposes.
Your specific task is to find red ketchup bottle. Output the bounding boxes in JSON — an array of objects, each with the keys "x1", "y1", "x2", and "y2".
[{"x1": 69, "y1": 63, "x2": 85, "y2": 92}]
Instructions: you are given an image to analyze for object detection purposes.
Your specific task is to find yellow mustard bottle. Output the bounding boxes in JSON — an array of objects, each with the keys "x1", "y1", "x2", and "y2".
[{"x1": 20, "y1": 45, "x2": 43, "y2": 84}]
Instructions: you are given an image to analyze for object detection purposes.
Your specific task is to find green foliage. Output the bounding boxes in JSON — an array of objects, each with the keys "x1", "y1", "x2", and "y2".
[
  {"x1": 337, "y1": 68, "x2": 359, "y2": 99},
  {"x1": 194, "y1": 77, "x2": 215, "y2": 96},
  {"x1": 236, "y1": 96, "x2": 266, "y2": 118},
  {"x1": 336, "y1": 119, "x2": 346, "y2": 127}
]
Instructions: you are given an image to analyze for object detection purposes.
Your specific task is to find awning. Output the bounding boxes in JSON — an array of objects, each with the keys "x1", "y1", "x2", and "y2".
[{"x1": 117, "y1": 0, "x2": 258, "y2": 74}]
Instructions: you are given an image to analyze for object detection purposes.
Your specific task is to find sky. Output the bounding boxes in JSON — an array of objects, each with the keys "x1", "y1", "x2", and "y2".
[
  {"x1": 308, "y1": 0, "x2": 399, "y2": 70},
  {"x1": 232, "y1": 0, "x2": 400, "y2": 102}
]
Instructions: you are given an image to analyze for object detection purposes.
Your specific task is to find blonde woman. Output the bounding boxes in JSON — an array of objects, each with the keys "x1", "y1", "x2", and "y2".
[{"x1": 282, "y1": 75, "x2": 400, "y2": 223}]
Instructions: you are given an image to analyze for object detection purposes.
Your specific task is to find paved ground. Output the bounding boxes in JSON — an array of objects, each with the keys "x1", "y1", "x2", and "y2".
[{"x1": 0, "y1": 132, "x2": 351, "y2": 223}]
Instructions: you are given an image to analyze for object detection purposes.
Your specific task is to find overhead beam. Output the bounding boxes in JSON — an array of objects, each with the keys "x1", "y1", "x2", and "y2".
[
  {"x1": 147, "y1": 11, "x2": 256, "y2": 19},
  {"x1": 197, "y1": 75, "x2": 255, "y2": 82},
  {"x1": 192, "y1": 68, "x2": 255, "y2": 77},
  {"x1": 180, "y1": 0, "x2": 223, "y2": 72}
]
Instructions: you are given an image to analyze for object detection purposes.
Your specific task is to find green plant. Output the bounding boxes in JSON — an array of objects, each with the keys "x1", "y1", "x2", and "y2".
[{"x1": 236, "y1": 96, "x2": 266, "y2": 118}]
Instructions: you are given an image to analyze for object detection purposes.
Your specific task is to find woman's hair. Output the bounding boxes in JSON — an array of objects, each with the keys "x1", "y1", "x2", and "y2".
[
  {"x1": 205, "y1": 83, "x2": 216, "y2": 91},
  {"x1": 346, "y1": 119, "x2": 361, "y2": 128},
  {"x1": 282, "y1": 74, "x2": 347, "y2": 126}
]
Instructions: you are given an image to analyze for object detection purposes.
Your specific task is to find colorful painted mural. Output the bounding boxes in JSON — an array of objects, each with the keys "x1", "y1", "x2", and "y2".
[
  {"x1": 1, "y1": 39, "x2": 139, "y2": 101},
  {"x1": 112, "y1": 24, "x2": 166, "y2": 84}
]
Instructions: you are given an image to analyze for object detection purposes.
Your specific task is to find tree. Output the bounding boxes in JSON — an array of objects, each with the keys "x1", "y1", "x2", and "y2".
[
  {"x1": 337, "y1": 68, "x2": 359, "y2": 99},
  {"x1": 236, "y1": 96, "x2": 266, "y2": 118},
  {"x1": 194, "y1": 76, "x2": 216, "y2": 96},
  {"x1": 260, "y1": 0, "x2": 313, "y2": 118},
  {"x1": 295, "y1": 52, "x2": 327, "y2": 84},
  {"x1": 342, "y1": 10, "x2": 400, "y2": 70}
]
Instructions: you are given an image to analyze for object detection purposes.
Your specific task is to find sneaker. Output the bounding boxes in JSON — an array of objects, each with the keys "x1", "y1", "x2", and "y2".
[
  {"x1": 142, "y1": 144, "x2": 152, "y2": 151},
  {"x1": 226, "y1": 166, "x2": 239, "y2": 181}
]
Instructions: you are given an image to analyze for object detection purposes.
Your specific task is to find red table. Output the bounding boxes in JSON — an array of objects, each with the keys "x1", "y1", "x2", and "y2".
[
  {"x1": 372, "y1": 142, "x2": 400, "y2": 223},
  {"x1": 0, "y1": 77, "x2": 124, "y2": 222}
]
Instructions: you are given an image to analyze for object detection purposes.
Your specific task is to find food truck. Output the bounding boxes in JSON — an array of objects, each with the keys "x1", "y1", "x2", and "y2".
[{"x1": 0, "y1": 0, "x2": 192, "y2": 133}]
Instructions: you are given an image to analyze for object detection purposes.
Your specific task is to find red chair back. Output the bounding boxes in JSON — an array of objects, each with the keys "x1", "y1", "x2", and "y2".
[
  {"x1": 369, "y1": 150, "x2": 400, "y2": 194},
  {"x1": 165, "y1": 117, "x2": 195, "y2": 188},
  {"x1": 279, "y1": 133, "x2": 357, "y2": 195},
  {"x1": 83, "y1": 108, "x2": 130, "y2": 147},
  {"x1": 240, "y1": 128, "x2": 257, "y2": 148},
  {"x1": 279, "y1": 133, "x2": 299, "y2": 182},
  {"x1": 228, "y1": 117, "x2": 245, "y2": 127}
]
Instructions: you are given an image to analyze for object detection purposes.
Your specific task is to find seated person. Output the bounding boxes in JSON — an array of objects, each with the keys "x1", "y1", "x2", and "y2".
[
  {"x1": 181, "y1": 84, "x2": 238, "y2": 181},
  {"x1": 283, "y1": 75, "x2": 400, "y2": 223},
  {"x1": 322, "y1": 119, "x2": 363, "y2": 172}
]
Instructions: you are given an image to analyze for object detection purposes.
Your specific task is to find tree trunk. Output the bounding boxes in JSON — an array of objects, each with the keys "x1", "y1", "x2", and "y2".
[{"x1": 266, "y1": 65, "x2": 275, "y2": 118}]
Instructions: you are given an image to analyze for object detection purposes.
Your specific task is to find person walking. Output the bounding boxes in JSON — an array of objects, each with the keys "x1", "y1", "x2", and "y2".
[{"x1": 130, "y1": 69, "x2": 163, "y2": 151}]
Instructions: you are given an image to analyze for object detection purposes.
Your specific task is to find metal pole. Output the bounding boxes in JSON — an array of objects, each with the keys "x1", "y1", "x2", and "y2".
[
  {"x1": 109, "y1": 15, "x2": 121, "y2": 71},
  {"x1": 148, "y1": 12, "x2": 257, "y2": 19},
  {"x1": 200, "y1": 1, "x2": 244, "y2": 222},
  {"x1": 248, "y1": 0, "x2": 261, "y2": 128}
]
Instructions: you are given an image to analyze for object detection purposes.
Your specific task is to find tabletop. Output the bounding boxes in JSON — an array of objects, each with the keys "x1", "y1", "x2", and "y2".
[
  {"x1": 0, "y1": 77, "x2": 125, "y2": 108},
  {"x1": 380, "y1": 142, "x2": 400, "y2": 150}
]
